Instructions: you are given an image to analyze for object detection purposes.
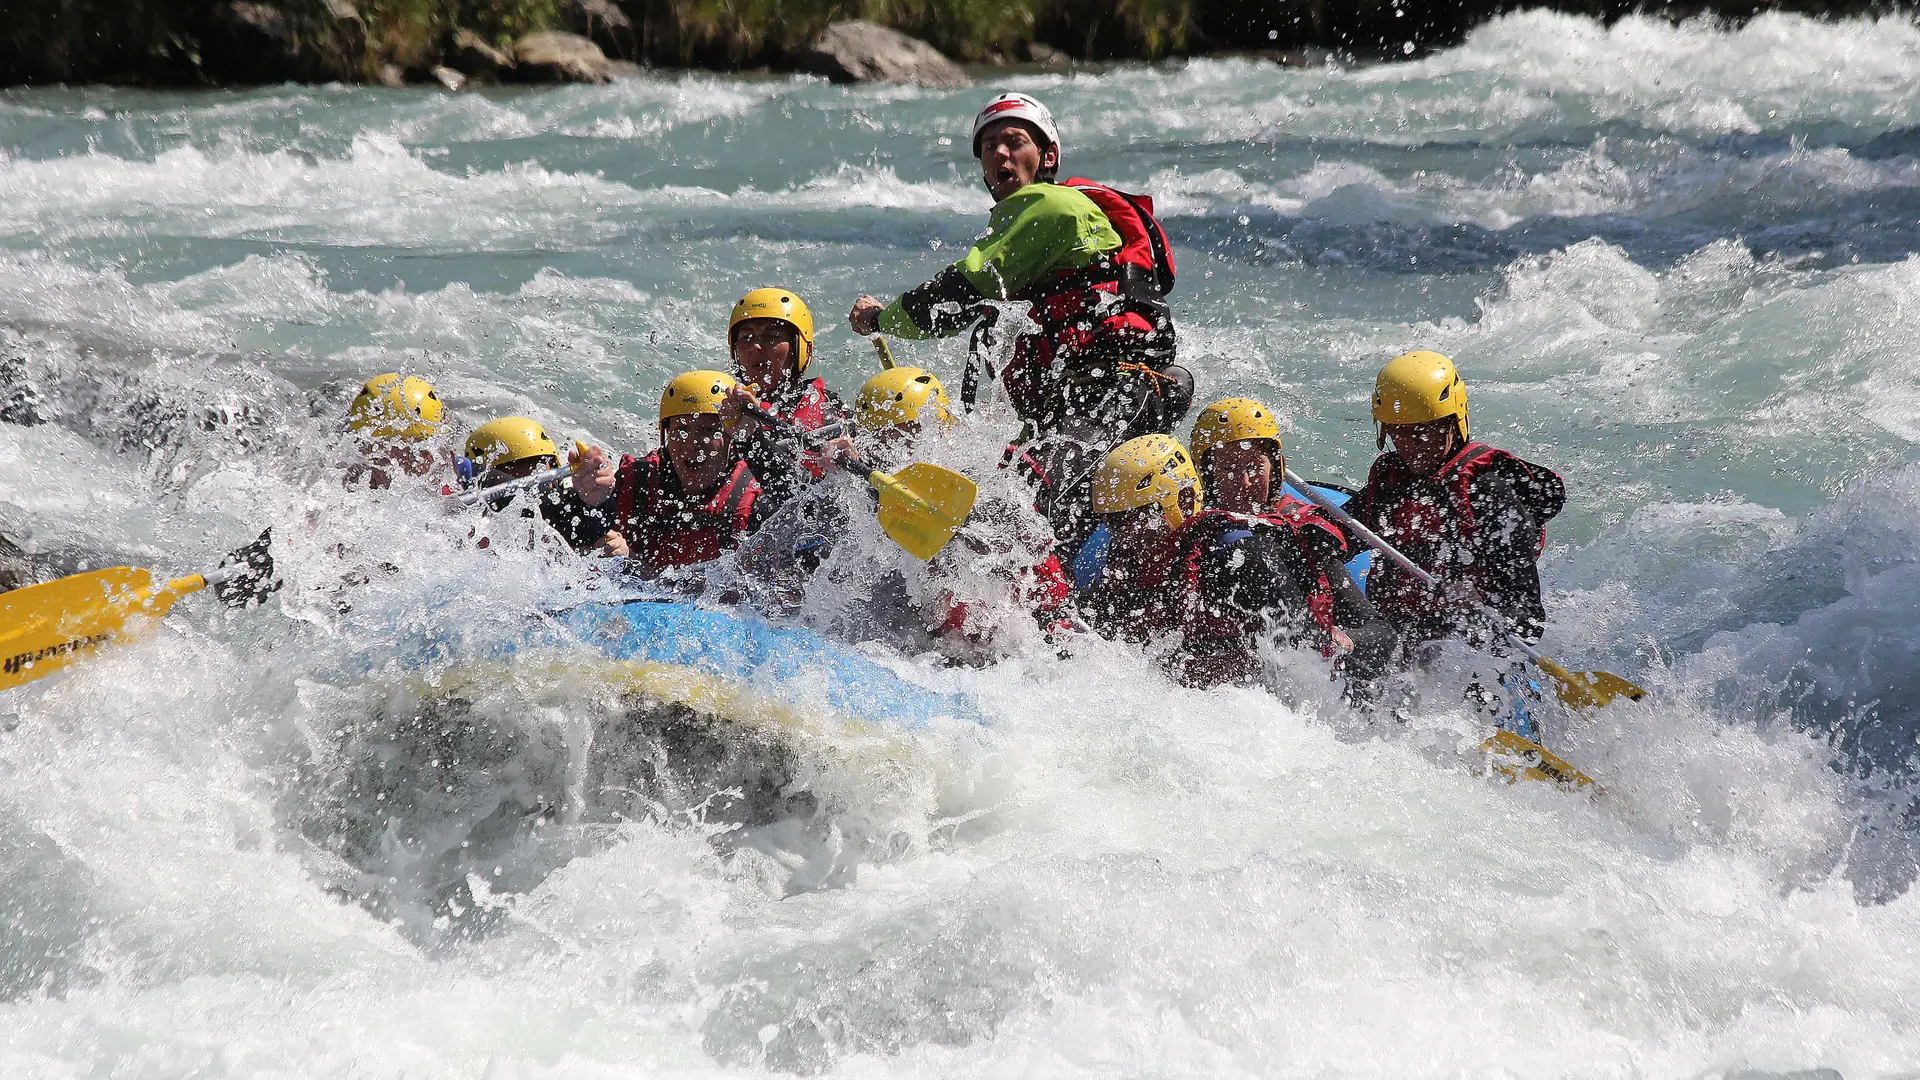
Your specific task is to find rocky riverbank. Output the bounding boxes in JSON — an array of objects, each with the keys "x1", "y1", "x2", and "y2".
[{"x1": 1, "y1": 0, "x2": 1909, "y2": 88}]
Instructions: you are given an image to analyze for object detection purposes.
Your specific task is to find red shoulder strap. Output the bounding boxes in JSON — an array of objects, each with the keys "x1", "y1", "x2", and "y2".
[
  {"x1": 1061, "y1": 177, "x2": 1176, "y2": 295},
  {"x1": 1266, "y1": 495, "x2": 1350, "y2": 556},
  {"x1": 615, "y1": 453, "x2": 650, "y2": 535}
]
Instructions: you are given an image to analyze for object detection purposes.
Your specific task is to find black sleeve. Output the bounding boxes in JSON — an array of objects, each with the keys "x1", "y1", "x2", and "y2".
[
  {"x1": 1347, "y1": 475, "x2": 1382, "y2": 533},
  {"x1": 541, "y1": 489, "x2": 612, "y2": 554},
  {"x1": 743, "y1": 485, "x2": 774, "y2": 536},
  {"x1": 1196, "y1": 532, "x2": 1311, "y2": 636},
  {"x1": 1316, "y1": 555, "x2": 1399, "y2": 683},
  {"x1": 1466, "y1": 464, "x2": 1555, "y2": 637},
  {"x1": 739, "y1": 429, "x2": 808, "y2": 514},
  {"x1": 899, "y1": 265, "x2": 993, "y2": 337},
  {"x1": 817, "y1": 385, "x2": 849, "y2": 423}
]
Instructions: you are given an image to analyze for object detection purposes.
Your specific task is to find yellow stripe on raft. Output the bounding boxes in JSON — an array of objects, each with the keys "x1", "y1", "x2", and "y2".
[{"x1": 427, "y1": 655, "x2": 916, "y2": 749}]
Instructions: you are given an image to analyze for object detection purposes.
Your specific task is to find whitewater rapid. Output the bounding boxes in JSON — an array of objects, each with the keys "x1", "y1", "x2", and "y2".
[{"x1": 3, "y1": 10, "x2": 1920, "y2": 1076}]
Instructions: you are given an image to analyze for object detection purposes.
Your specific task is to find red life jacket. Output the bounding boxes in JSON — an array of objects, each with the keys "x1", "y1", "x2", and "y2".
[
  {"x1": 770, "y1": 376, "x2": 834, "y2": 480},
  {"x1": 1059, "y1": 178, "x2": 1176, "y2": 299},
  {"x1": 1145, "y1": 505, "x2": 1348, "y2": 651},
  {"x1": 1252, "y1": 494, "x2": 1351, "y2": 645},
  {"x1": 1001, "y1": 179, "x2": 1178, "y2": 420},
  {"x1": 783, "y1": 376, "x2": 832, "y2": 433},
  {"x1": 611, "y1": 451, "x2": 761, "y2": 579},
  {"x1": 1356, "y1": 442, "x2": 1557, "y2": 627}
]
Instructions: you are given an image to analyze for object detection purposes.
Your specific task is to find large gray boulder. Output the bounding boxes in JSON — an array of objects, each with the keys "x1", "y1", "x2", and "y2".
[
  {"x1": 511, "y1": 31, "x2": 612, "y2": 84},
  {"x1": 562, "y1": 0, "x2": 636, "y2": 60},
  {"x1": 797, "y1": 21, "x2": 971, "y2": 88},
  {"x1": 450, "y1": 28, "x2": 514, "y2": 79}
]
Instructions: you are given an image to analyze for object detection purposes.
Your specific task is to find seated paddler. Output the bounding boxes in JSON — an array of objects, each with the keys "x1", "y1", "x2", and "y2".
[
  {"x1": 855, "y1": 367, "x2": 1070, "y2": 645},
  {"x1": 1187, "y1": 397, "x2": 1397, "y2": 685},
  {"x1": 1075, "y1": 433, "x2": 1390, "y2": 689},
  {"x1": 462, "y1": 415, "x2": 606, "y2": 554},
  {"x1": 1347, "y1": 351, "x2": 1565, "y2": 648},
  {"x1": 719, "y1": 287, "x2": 851, "y2": 513},
  {"x1": 565, "y1": 370, "x2": 770, "y2": 579},
  {"x1": 343, "y1": 372, "x2": 452, "y2": 491}
]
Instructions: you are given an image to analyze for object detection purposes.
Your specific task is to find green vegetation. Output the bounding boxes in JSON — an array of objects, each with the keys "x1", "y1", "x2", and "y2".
[{"x1": 628, "y1": 0, "x2": 1196, "y2": 67}]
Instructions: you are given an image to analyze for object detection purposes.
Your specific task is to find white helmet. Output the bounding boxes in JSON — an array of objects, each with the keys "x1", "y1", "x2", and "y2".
[{"x1": 971, "y1": 92, "x2": 1061, "y2": 158}]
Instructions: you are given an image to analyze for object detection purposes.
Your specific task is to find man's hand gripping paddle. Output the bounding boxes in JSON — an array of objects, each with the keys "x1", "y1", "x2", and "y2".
[
  {"x1": 0, "y1": 529, "x2": 279, "y2": 692},
  {"x1": 743, "y1": 402, "x2": 977, "y2": 560},
  {"x1": 1280, "y1": 467, "x2": 1645, "y2": 710}
]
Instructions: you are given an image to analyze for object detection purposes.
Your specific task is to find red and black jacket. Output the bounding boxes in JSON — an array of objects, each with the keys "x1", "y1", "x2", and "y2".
[
  {"x1": 1350, "y1": 442, "x2": 1565, "y2": 642},
  {"x1": 1247, "y1": 496, "x2": 1353, "y2": 645},
  {"x1": 608, "y1": 450, "x2": 766, "y2": 580},
  {"x1": 1081, "y1": 503, "x2": 1395, "y2": 687}
]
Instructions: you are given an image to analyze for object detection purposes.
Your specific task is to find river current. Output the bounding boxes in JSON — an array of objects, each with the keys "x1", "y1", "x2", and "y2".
[{"x1": 3, "y1": 10, "x2": 1920, "y2": 1076}]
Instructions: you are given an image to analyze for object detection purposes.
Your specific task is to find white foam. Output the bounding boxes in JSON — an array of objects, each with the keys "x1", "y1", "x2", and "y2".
[
  {"x1": 0, "y1": 134, "x2": 644, "y2": 248},
  {"x1": 2, "y1": 18, "x2": 1920, "y2": 1076}
]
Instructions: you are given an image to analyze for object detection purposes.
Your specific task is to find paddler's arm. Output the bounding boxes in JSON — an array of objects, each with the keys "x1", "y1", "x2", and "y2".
[
  {"x1": 852, "y1": 184, "x2": 1116, "y2": 339},
  {"x1": 561, "y1": 442, "x2": 627, "y2": 556},
  {"x1": 1317, "y1": 552, "x2": 1400, "y2": 682}
]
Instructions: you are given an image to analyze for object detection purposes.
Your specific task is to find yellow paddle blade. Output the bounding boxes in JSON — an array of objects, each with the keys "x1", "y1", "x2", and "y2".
[
  {"x1": 1532, "y1": 654, "x2": 1648, "y2": 710},
  {"x1": 1481, "y1": 730, "x2": 1599, "y2": 792},
  {"x1": 870, "y1": 463, "x2": 978, "y2": 561},
  {"x1": 0, "y1": 568, "x2": 208, "y2": 692}
]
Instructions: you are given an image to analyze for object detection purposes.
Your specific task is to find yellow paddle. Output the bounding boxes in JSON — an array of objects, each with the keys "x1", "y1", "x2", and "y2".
[
  {"x1": 870, "y1": 463, "x2": 978, "y2": 561},
  {"x1": 870, "y1": 334, "x2": 898, "y2": 370},
  {"x1": 741, "y1": 402, "x2": 977, "y2": 560},
  {"x1": 1482, "y1": 729, "x2": 1598, "y2": 791},
  {"x1": 1, "y1": 528, "x2": 279, "y2": 692},
  {"x1": 1281, "y1": 467, "x2": 1646, "y2": 710}
]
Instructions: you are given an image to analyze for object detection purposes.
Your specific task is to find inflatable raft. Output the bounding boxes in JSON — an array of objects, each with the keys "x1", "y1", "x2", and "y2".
[{"x1": 529, "y1": 598, "x2": 981, "y2": 734}]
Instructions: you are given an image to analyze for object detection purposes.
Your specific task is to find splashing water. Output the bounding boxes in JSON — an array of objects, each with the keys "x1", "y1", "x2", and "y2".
[{"x1": 3, "y1": 11, "x2": 1920, "y2": 1076}]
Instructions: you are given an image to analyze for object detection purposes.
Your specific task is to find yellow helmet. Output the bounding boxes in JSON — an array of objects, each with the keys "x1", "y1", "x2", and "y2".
[
  {"x1": 856, "y1": 367, "x2": 953, "y2": 432},
  {"x1": 1090, "y1": 434, "x2": 1203, "y2": 531},
  {"x1": 1372, "y1": 350, "x2": 1468, "y2": 446},
  {"x1": 729, "y1": 287, "x2": 815, "y2": 374},
  {"x1": 347, "y1": 373, "x2": 444, "y2": 442},
  {"x1": 659, "y1": 369, "x2": 738, "y2": 424},
  {"x1": 464, "y1": 416, "x2": 560, "y2": 470},
  {"x1": 1188, "y1": 397, "x2": 1282, "y2": 462}
]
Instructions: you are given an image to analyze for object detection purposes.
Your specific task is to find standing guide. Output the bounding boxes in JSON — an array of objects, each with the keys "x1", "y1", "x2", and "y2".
[{"x1": 848, "y1": 93, "x2": 1193, "y2": 551}]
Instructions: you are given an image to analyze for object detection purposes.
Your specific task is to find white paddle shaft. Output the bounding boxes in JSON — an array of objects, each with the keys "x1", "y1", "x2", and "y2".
[{"x1": 455, "y1": 465, "x2": 573, "y2": 507}]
